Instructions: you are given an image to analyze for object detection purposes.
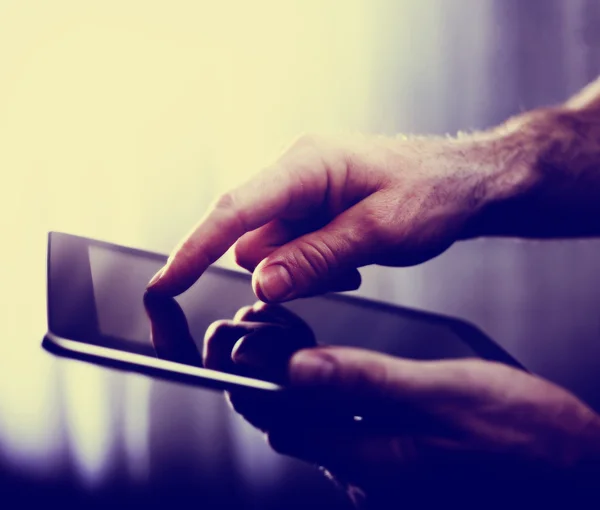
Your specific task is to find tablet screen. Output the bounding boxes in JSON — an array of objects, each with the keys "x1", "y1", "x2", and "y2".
[{"x1": 47, "y1": 233, "x2": 520, "y2": 375}]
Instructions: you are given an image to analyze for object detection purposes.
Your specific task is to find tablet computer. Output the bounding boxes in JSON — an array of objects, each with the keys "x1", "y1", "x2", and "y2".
[{"x1": 43, "y1": 232, "x2": 524, "y2": 392}]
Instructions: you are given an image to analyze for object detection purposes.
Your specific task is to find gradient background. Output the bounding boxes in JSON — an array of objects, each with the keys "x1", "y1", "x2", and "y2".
[{"x1": 1, "y1": 0, "x2": 600, "y2": 507}]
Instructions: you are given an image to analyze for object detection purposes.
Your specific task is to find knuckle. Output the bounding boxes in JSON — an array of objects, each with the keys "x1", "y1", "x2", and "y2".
[
  {"x1": 326, "y1": 350, "x2": 393, "y2": 399},
  {"x1": 290, "y1": 133, "x2": 322, "y2": 151},
  {"x1": 444, "y1": 361, "x2": 491, "y2": 394},
  {"x1": 278, "y1": 135, "x2": 335, "y2": 210},
  {"x1": 203, "y1": 319, "x2": 230, "y2": 343},
  {"x1": 306, "y1": 348, "x2": 392, "y2": 398},
  {"x1": 213, "y1": 191, "x2": 237, "y2": 212},
  {"x1": 251, "y1": 301, "x2": 270, "y2": 313},
  {"x1": 233, "y1": 305, "x2": 254, "y2": 322},
  {"x1": 358, "y1": 358, "x2": 392, "y2": 397},
  {"x1": 290, "y1": 237, "x2": 338, "y2": 280},
  {"x1": 287, "y1": 135, "x2": 327, "y2": 175},
  {"x1": 213, "y1": 191, "x2": 247, "y2": 231}
]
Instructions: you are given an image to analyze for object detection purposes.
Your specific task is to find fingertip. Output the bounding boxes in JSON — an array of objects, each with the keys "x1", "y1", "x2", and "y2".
[
  {"x1": 233, "y1": 305, "x2": 255, "y2": 323},
  {"x1": 145, "y1": 265, "x2": 177, "y2": 295},
  {"x1": 230, "y1": 335, "x2": 254, "y2": 365},
  {"x1": 146, "y1": 245, "x2": 202, "y2": 296},
  {"x1": 253, "y1": 278, "x2": 273, "y2": 303},
  {"x1": 145, "y1": 264, "x2": 193, "y2": 296},
  {"x1": 147, "y1": 266, "x2": 165, "y2": 289},
  {"x1": 253, "y1": 264, "x2": 295, "y2": 303}
]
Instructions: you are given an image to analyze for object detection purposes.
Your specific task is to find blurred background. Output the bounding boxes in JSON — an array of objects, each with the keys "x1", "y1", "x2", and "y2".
[{"x1": 1, "y1": 0, "x2": 600, "y2": 507}]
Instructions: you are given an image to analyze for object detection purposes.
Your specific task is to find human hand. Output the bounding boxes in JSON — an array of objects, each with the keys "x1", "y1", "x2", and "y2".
[
  {"x1": 147, "y1": 133, "x2": 525, "y2": 301},
  {"x1": 204, "y1": 319, "x2": 600, "y2": 507},
  {"x1": 202, "y1": 300, "x2": 316, "y2": 383}
]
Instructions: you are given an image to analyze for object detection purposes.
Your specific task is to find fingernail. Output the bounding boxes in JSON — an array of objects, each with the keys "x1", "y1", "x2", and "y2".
[
  {"x1": 147, "y1": 267, "x2": 165, "y2": 290},
  {"x1": 290, "y1": 350, "x2": 336, "y2": 386},
  {"x1": 231, "y1": 342, "x2": 259, "y2": 367},
  {"x1": 257, "y1": 264, "x2": 293, "y2": 302}
]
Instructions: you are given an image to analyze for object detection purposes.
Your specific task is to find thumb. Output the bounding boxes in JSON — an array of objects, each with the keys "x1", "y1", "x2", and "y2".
[
  {"x1": 288, "y1": 347, "x2": 460, "y2": 407},
  {"x1": 252, "y1": 199, "x2": 380, "y2": 302}
]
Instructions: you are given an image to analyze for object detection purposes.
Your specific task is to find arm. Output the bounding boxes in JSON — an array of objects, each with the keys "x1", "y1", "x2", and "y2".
[
  {"x1": 202, "y1": 309, "x2": 600, "y2": 507},
  {"x1": 149, "y1": 77, "x2": 600, "y2": 300},
  {"x1": 465, "y1": 76, "x2": 600, "y2": 238}
]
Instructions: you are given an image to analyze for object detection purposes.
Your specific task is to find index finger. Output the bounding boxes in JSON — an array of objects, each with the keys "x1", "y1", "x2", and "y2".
[{"x1": 147, "y1": 162, "x2": 319, "y2": 296}]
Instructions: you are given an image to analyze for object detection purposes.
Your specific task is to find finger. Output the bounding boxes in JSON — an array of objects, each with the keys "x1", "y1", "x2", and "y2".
[
  {"x1": 232, "y1": 305, "x2": 256, "y2": 323},
  {"x1": 226, "y1": 389, "x2": 290, "y2": 432},
  {"x1": 287, "y1": 346, "x2": 473, "y2": 413},
  {"x1": 143, "y1": 293, "x2": 202, "y2": 366},
  {"x1": 251, "y1": 197, "x2": 380, "y2": 303},
  {"x1": 231, "y1": 303, "x2": 317, "y2": 380},
  {"x1": 234, "y1": 215, "x2": 363, "y2": 300},
  {"x1": 234, "y1": 215, "x2": 330, "y2": 273},
  {"x1": 293, "y1": 268, "x2": 362, "y2": 298},
  {"x1": 232, "y1": 333, "x2": 288, "y2": 383},
  {"x1": 234, "y1": 217, "x2": 362, "y2": 297},
  {"x1": 234, "y1": 301, "x2": 315, "y2": 335},
  {"x1": 233, "y1": 302, "x2": 304, "y2": 326},
  {"x1": 202, "y1": 320, "x2": 280, "y2": 373},
  {"x1": 147, "y1": 145, "x2": 331, "y2": 295},
  {"x1": 234, "y1": 220, "x2": 297, "y2": 273},
  {"x1": 226, "y1": 384, "x2": 353, "y2": 433},
  {"x1": 230, "y1": 302, "x2": 316, "y2": 382},
  {"x1": 231, "y1": 327, "x2": 315, "y2": 382}
]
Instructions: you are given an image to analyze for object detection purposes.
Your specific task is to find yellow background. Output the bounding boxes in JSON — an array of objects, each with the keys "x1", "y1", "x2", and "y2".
[{"x1": 0, "y1": 0, "x2": 375, "y2": 480}]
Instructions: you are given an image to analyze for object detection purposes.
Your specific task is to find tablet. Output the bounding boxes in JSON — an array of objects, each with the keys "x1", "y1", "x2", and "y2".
[{"x1": 43, "y1": 232, "x2": 524, "y2": 392}]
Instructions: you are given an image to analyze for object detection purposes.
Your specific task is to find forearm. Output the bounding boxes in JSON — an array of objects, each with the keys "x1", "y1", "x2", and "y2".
[{"x1": 463, "y1": 76, "x2": 600, "y2": 239}]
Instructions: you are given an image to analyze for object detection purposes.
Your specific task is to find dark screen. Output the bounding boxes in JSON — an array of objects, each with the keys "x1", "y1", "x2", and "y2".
[{"x1": 85, "y1": 243, "x2": 478, "y2": 367}]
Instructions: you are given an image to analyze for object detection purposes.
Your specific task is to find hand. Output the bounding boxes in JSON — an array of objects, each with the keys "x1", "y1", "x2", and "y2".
[
  {"x1": 203, "y1": 301, "x2": 316, "y2": 384},
  {"x1": 147, "y1": 133, "x2": 524, "y2": 300},
  {"x1": 204, "y1": 322, "x2": 600, "y2": 507}
]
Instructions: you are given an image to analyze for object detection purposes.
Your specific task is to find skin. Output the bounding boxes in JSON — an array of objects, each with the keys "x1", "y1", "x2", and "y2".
[
  {"x1": 146, "y1": 77, "x2": 600, "y2": 507},
  {"x1": 145, "y1": 298, "x2": 600, "y2": 507}
]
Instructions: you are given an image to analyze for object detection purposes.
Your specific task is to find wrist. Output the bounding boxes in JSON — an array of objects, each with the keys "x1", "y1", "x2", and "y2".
[
  {"x1": 388, "y1": 130, "x2": 540, "y2": 234},
  {"x1": 458, "y1": 108, "x2": 561, "y2": 239}
]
